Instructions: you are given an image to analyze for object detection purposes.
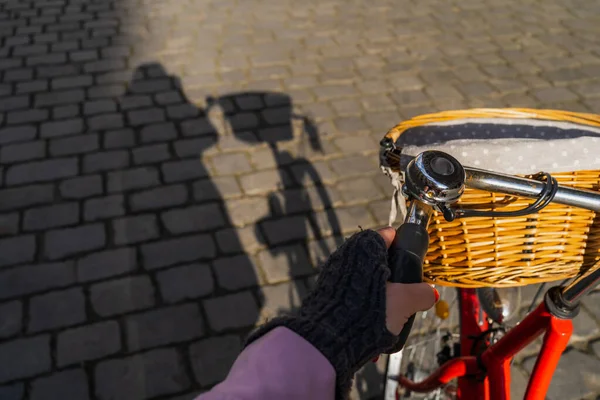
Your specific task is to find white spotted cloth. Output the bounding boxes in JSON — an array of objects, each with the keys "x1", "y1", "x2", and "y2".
[{"x1": 398, "y1": 118, "x2": 600, "y2": 175}]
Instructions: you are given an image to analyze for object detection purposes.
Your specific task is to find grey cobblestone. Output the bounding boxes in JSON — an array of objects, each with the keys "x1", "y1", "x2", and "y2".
[
  {"x1": 0, "y1": 335, "x2": 50, "y2": 383},
  {"x1": 0, "y1": 125, "x2": 37, "y2": 145},
  {"x1": 162, "y1": 204, "x2": 226, "y2": 234},
  {"x1": 0, "y1": 140, "x2": 46, "y2": 163},
  {"x1": 142, "y1": 235, "x2": 216, "y2": 270},
  {"x1": 84, "y1": 99, "x2": 117, "y2": 115},
  {"x1": 85, "y1": 195, "x2": 125, "y2": 221},
  {"x1": 28, "y1": 287, "x2": 86, "y2": 333},
  {"x1": 104, "y1": 128, "x2": 135, "y2": 149},
  {"x1": 133, "y1": 143, "x2": 170, "y2": 164},
  {"x1": 50, "y1": 133, "x2": 99, "y2": 156},
  {"x1": 141, "y1": 122, "x2": 177, "y2": 143},
  {"x1": 0, "y1": 235, "x2": 35, "y2": 268},
  {"x1": 0, "y1": 301, "x2": 22, "y2": 339},
  {"x1": 95, "y1": 348, "x2": 190, "y2": 400},
  {"x1": 44, "y1": 224, "x2": 105, "y2": 260},
  {"x1": 162, "y1": 159, "x2": 209, "y2": 183},
  {"x1": 107, "y1": 167, "x2": 159, "y2": 193},
  {"x1": 0, "y1": 383, "x2": 23, "y2": 400},
  {"x1": 0, "y1": 213, "x2": 19, "y2": 237},
  {"x1": 190, "y1": 335, "x2": 241, "y2": 386},
  {"x1": 7, "y1": 108, "x2": 49, "y2": 125},
  {"x1": 87, "y1": 113, "x2": 124, "y2": 130},
  {"x1": 203, "y1": 291, "x2": 259, "y2": 332},
  {"x1": 113, "y1": 214, "x2": 159, "y2": 245},
  {"x1": 84, "y1": 150, "x2": 130, "y2": 173},
  {"x1": 40, "y1": 118, "x2": 83, "y2": 138},
  {"x1": 24, "y1": 202, "x2": 79, "y2": 231},
  {"x1": 126, "y1": 303, "x2": 204, "y2": 351},
  {"x1": 60, "y1": 175, "x2": 103, "y2": 199},
  {"x1": 130, "y1": 184, "x2": 188, "y2": 211},
  {"x1": 77, "y1": 247, "x2": 137, "y2": 282},
  {"x1": 91, "y1": 275, "x2": 155, "y2": 317},
  {"x1": 30, "y1": 369, "x2": 90, "y2": 400},
  {"x1": 157, "y1": 263, "x2": 214, "y2": 302},
  {"x1": 57, "y1": 321, "x2": 121, "y2": 366},
  {"x1": 128, "y1": 107, "x2": 166, "y2": 125}
]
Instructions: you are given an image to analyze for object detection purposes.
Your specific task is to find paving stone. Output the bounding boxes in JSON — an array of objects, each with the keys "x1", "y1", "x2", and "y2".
[
  {"x1": 126, "y1": 303, "x2": 204, "y2": 351},
  {"x1": 28, "y1": 287, "x2": 85, "y2": 333},
  {"x1": 203, "y1": 291, "x2": 259, "y2": 332},
  {"x1": 142, "y1": 235, "x2": 216, "y2": 270},
  {"x1": 239, "y1": 170, "x2": 292, "y2": 195},
  {"x1": 0, "y1": 95, "x2": 29, "y2": 112},
  {"x1": 60, "y1": 175, "x2": 103, "y2": 199},
  {"x1": 210, "y1": 152, "x2": 253, "y2": 175},
  {"x1": 44, "y1": 224, "x2": 105, "y2": 260},
  {"x1": 35, "y1": 88, "x2": 84, "y2": 107},
  {"x1": 52, "y1": 75, "x2": 93, "y2": 89},
  {"x1": 107, "y1": 167, "x2": 159, "y2": 193},
  {"x1": 119, "y1": 95, "x2": 152, "y2": 110},
  {"x1": 0, "y1": 140, "x2": 46, "y2": 163},
  {"x1": 534, "y1": 87, "x2": 579, "y2": 103},
  {"x1": 84, "y1": 150, "x2": 130, "y2": 173},
  {"x1": 329, "y1": 155, "x2": 375, "y2": 176},
  {"x1": 87, "y1": 113, "x2": 124, "y2": 130},
  {"x1": 113, "y1": 214, "x2": 159, "y2": 245},
  {"x1": 0, "y1": 335, "x2": 50, "y2": 383},
  {"x1": 6, "y1": 157, "x2": 78, "y2": 185},
  {"x1": 193, "y1": 176, "x2": 242, "y2": 201},
  {"x1": 24, "y1": 202, "x2": 79, "y2": 231},
  {"x1": 141, "y1": 122, "x2": 178, "y2": 143},
  {"x1": 213, "y1": 255, "x2": 261, "y2": 290},
  {"x1": 30, "y1": 369, "x2": 90, "y2": 400},
  {"x1": 53, "y1": 104, "x2": 80, "y2": 119},
  {"x1": 50, "y1": 133, "x2": 99, "y2": 156},
  {"x1": 161, "y1": 204, "x2": 226, "y2": 234},
  {"x1": 7, "y1": 108, "x2": 49, "y2": 125},
  {"x1": 57, "y1": 321, "x2": 121, "y2": 366},
  {"x1": 258, "y1": 280, "x2": 308, "y2": 323},
  {"x1": 128, "y1": 107, "x2": 166, "y2": 126},
  {"x1": 85, "y1": 195, "x2": 125, "y2": 221},
  {"x1": 95, "y1": 348, "x2": 190, "y2": 400},
  {"x1": 40, "y1": 118, "x2": 83, "y2": 138},
  {"x1": 215, "y1": 225, "x2": 264, "y2": 255},
  {"x1": 0, "y1": 301, "x2": 22, "y2": 339},
  {"x1": 104, "y1": 128, "x2": 136, "y2": 149},
  {"x1": 0, "y1": 261, "x2": 75, "y2": 300},
  {"x1": 77, "y1": 248, "x2": 137, "y2": 282},
  {"x1": 0, "y1": 383, "x2": 24, "y2": 400},
  {"x1": 257, "y1": 244, "x2": 314, "y2": 283},
  {"x1": 90, "y1": 276, "x2": 155, "y2": 317},
  {"x1": 174, "y1": 137, "x2": 216, "y2": 158},
  {"x1": 132, "y1": 143, "x2": 170, "y2": 164},
  {"x1": 179, "y1": 118, "x2": 217, "y2": 137},
  {"x1": 162, "y1": 159, "x2": 209, "y2": 183},
  {"x1": 0, "y1": 213, "x2": 19, "y2": 237},
  {"x1": 0, "y1": 235, "x2": 35, "y2": 268},
  {"x1": 157, "y1": 263, "x2": 214, "y2": 302},
  {"x1": 129, "y1": 184, "x2": 188, "y2": 211},
  {"x1": 0, "y1": 125, "x2": 37, "y2": 145},
  {"x1": 224, "y1": 197, "x2": 270, "y2": 227},
  {"x1": 84, "y1": 99, "x2": 117, "y2": 115},
  {"x1": 17, "y1": 79, "x2": 49, "y2": 94},
  {"x1": 189, "y1": 335, "x2": 241, "y2": 386}
]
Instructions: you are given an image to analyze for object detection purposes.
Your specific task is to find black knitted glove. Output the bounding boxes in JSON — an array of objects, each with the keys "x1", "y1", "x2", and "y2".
[{"x1": 245, "y1": 229, "x2": 399, "y2": 399}]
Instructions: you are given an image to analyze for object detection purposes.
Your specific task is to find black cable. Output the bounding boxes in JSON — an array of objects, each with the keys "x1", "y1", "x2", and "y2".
[{"x1": 456, "y1": 172, "x2": 559, "y2": 218}]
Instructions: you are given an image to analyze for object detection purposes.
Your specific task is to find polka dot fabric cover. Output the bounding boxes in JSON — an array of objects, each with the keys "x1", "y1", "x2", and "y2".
[{"x1": 396, "y1": 118, "x2": 600, "y2": 175}]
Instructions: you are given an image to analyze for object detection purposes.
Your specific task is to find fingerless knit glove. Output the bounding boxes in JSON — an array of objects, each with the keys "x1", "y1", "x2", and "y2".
[{"x1": 245, "y1": 229, "x2": 399, "y2": 399}]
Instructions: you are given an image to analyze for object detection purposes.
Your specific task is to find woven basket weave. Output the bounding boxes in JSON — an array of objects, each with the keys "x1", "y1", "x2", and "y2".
[{"x1": 383, "y1": 109, "x2": 600, "y2": 288}]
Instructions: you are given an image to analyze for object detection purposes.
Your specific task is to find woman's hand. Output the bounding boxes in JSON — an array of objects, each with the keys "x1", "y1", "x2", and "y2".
[
  {"x1": 245, "y1": 228, "x2": 437, "y2": 399},
  {"x1": 378, "y1": 226, "x2": 438, "y2": 335}
]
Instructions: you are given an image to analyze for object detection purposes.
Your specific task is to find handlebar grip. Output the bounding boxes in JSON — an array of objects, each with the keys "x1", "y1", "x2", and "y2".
[{"x1": 388, "y1": 222, "x2": 430, "y2": 352}]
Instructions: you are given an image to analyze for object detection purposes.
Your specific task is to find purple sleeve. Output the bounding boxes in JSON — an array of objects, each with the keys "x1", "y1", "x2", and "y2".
[{"x1": 196, "y1": 327, "x2": 336, "y2": 400}]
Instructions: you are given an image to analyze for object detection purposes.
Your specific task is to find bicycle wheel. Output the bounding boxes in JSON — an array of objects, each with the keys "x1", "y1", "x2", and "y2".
[{"x1": 384, "y1": 286, "x2": 461, "y2": 400}]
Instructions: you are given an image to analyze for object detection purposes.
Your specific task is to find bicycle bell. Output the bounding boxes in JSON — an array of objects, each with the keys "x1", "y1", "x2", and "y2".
[{"x1": 403, "y1": 151, "x2": 466, "y2": 221}]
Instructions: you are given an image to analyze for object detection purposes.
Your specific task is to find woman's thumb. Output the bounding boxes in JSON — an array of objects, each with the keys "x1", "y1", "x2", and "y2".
[{"x1": 386, "y1": 282, "x2": 438, "y2": 335}]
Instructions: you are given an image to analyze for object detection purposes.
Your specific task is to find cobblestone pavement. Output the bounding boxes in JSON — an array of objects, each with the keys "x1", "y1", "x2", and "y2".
[{"x1": 1, "y1": 0, "x2": 600, "y2": 399}]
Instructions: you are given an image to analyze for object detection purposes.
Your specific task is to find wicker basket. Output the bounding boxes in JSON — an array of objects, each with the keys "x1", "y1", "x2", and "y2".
[{"x1": 383, "y1": 109, "x2": 600, "y2": 288}]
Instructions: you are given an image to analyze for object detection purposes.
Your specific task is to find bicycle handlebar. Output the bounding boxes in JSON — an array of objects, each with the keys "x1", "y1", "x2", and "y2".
[{"x1": 384, "y1": 148, "x2": 600, "y2": 352}]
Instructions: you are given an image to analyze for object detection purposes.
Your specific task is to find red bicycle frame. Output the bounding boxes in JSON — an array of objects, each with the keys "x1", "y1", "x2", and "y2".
[{"x1": 397, "y1": 288, "x2": 573, "y2": 400}]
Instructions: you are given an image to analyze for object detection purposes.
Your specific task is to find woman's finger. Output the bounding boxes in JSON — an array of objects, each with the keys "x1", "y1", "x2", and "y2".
[
  {"x1": 376, "y1": 226, "x2": 396, "y2": 249},
  {"x1": 386, "y1": 282, "x2": 438, "y2": 335}
]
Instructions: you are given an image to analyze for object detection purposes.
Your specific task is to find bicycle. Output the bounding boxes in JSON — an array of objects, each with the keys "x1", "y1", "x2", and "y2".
[{"x1": 377, "y1": 109, "x2": 600, "y2": 400}]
